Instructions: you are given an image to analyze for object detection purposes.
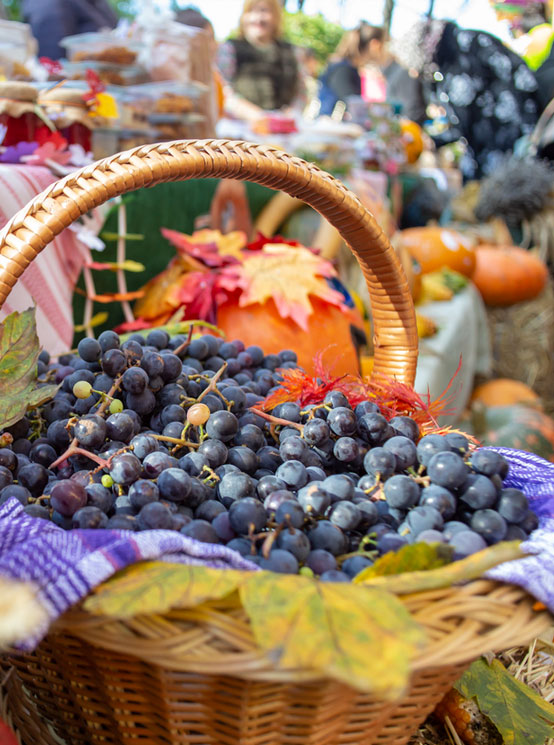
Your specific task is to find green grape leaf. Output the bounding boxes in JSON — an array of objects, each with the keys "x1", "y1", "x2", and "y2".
[
  {"x1": 26, "y1": 385, "x2": 61, "y2": 410},
  {"x1": 356, "y1": 543, "x2": 453, "y2": 582},
  {"x1": 84, "y1": 562, "x2": 251, "y2": 618},
  {"x1": 455, "y1": 658, "x2": 554, "y2": 745},
  {"x1": 0, "y1": 309, "x2": 57, "y2": 430},
  {"x1": 240, "y1": 571, "x2": 426, "y2": 697}
]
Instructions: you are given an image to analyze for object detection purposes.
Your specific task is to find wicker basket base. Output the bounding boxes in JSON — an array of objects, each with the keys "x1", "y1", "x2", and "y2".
[{"x1": 3, "y1": 644, "x2": 467, "y2": 745}]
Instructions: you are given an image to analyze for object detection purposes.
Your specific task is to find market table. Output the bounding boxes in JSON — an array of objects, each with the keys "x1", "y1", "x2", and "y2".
[{"x1": 0, "y1": 164, "x2": 104, "y2": 356}]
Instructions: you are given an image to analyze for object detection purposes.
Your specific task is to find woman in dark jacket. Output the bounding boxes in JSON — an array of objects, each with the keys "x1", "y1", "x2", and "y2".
[{"x1": 22, "y1": 0, "x2": 118, "y2": 60}]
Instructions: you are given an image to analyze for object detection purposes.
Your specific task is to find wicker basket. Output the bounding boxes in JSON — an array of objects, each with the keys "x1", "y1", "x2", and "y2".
[{"x1": 0, "y1": 140, "x2": 551, "y2": 745}]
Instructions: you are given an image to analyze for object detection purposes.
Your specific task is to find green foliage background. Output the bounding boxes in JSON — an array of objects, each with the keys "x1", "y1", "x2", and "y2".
[{"x1": 283, "y1": 11, "x2": 343, "y2": 67}]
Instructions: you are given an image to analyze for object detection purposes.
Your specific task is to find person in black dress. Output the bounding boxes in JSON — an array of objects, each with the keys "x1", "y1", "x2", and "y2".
[{"x1": 394, "y1": 19, "x2": 540, "y2": 179}]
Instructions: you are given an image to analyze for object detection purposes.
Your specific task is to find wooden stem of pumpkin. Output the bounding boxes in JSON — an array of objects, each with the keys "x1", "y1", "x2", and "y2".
[
  {"x1": 82, "y1": 248, "x2": 97, "y2": 339},
  {"x1": 116, "y1": 197, "x2": 134, "y2": 324},
  {"x1": 49, "y1": 377, "x2": 123, "y2": 470},
  {"x1": 249, "y1": 407, "x2": 304, "y2": 433}
]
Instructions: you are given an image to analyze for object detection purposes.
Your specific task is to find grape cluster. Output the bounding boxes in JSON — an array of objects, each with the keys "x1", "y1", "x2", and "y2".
[{"x1": 0, "y1": 330, "x2": 538, "y2": 582}]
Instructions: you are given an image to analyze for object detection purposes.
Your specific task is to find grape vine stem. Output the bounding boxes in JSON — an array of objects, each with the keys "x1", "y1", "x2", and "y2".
[{"x1": 49, "y1": 376, "x2": 122, "y2": 471}]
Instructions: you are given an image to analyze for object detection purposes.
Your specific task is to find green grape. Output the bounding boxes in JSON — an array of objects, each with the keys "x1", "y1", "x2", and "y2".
[
  {"x1": 109, "y1": 399, "x2": 124, "y2": 414},
  {"x1": 73, "y1": 381, "x2": 93, "y2": 399},
  {"x1": 101, "y1": 474, "x2": 114, "y2": 488},
  {"x1": 299, "y1": 566, "x2": 314, "y2": 578}
]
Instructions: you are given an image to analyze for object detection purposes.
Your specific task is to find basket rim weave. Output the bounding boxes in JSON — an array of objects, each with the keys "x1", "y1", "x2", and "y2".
[{"x1": 0, "y1": 138, "x2": 418, "y2": 383}]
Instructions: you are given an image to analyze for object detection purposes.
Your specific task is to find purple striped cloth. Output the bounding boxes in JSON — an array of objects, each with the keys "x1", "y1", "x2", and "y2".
[
  {"x1": 484, "y1": 448, "x2": 554, "y2": 608},
  {"x1": 0, "y1": 446, "x2": 552, "y2": 651},
  {"x1": 0, "y1": 498, "x2": 258, "y2": 650}
]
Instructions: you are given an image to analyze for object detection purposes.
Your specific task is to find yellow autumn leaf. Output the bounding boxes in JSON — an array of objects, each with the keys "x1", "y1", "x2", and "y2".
[
  {"x1": 84, "y1": 562, "x2": 251, "y2": 618},
  {"x1": 355, "y1": 541, "x2": 525, "y2": 594},
  {"x1": 236, "y1": 245, "x2": 346, "y2": 331},
  {"x1": 240, "y1": 571, "x2": 426, "y2": 697},
  {"x1": 183, "y1": 229, "x2": 247, "y2": 260},
  {"x1": 74, "y1": 312, "x2": 109, "y2": 332}
]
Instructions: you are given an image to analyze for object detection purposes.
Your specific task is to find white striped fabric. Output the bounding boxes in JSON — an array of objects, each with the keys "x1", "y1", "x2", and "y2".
[{"x1": 0, "y1": 164, "x2": 104, "y2": 357}]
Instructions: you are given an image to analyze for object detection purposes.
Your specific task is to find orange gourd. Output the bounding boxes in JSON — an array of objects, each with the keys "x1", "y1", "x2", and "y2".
[
  {"x1": 471, "y1": 378, "x2": 542, "y2": 408},
  {"x1": 216, "y1": 297, "x2": 363, "y2": 376},
  {"x1": 396, "y1": 227, "x2": 476, "y2": 277},
  {"x1": 471, "y1": 244, "x2": 548, "y2": 306}
]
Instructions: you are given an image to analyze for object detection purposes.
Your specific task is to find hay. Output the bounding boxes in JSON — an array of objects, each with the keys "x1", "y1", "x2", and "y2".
[{"x1": 485, "y1": 280, "x2": 554, "y2": 416}]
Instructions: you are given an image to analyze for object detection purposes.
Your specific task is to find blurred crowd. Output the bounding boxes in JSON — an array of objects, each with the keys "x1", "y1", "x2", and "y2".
[{"x1": 9, "y1": 0, "x2": 554, "y2": 178}]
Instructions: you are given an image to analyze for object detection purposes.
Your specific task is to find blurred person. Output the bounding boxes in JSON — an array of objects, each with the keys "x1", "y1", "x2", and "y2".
[
  {"x1": 297, "y1": 46, "x2": 321, "y2": 116},
  {"x1": 393, "y1": 19, "x2": 540, "y2": 180},
  {"x1": 317, "y1": 22, "x2": 377, "y2": 117},
  {"x1": 22, "y1": 0, "x2": 118, "y2": 60},
  {"x1": 493, "y1": 0, "x2": 554, "y2": 112},
  {"x1": 361, "y1": 25, "x2": 427, "y2": 125},
  {"x1": 217, "y1": 0, "x2": 301, "y2": 123}
]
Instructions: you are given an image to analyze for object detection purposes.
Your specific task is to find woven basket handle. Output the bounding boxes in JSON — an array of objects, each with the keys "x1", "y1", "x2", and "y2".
[{"x1": 0, "y1": 139, "x2": 418, "y2": 383}]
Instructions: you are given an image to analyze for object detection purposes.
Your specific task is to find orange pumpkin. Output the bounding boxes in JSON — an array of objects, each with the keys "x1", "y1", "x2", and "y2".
[
  {"x1": 216, "y1": 297, "x2": 363, "y2": 376},
  {"x1": 471, "y1": 378, "x2": 542, "y2": 409},
  {"x1": 471, "y1": 245, "x2": 548, "y2": 306},
  {"x1": 396, "y1": 227, "x2": 476, "y2": 277}
]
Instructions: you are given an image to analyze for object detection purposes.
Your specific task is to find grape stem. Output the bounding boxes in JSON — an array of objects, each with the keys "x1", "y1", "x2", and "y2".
[
  {"x1": 249, "y1": 407, "x2": 304, "y2": 432},
  {"x1": 172, "y1": 325, "x2": 194, "y2": 358},
  {"x1": 49, "y1": 376, "x2": 122, "y2": 471},
  {"x1": 197, "y1": 362, "x2": 229, "y2": 404},
  {"x1": 149, "y1": 433, "x2": 200, "y2": 450}
]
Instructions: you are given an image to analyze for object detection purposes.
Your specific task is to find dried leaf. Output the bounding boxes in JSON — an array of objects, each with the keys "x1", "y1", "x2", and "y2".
[
  {"x1": 100, "y1": 231, "x2": 144, "y2": 241},
  {"x1": 74, "y1": 312, "x2": 109, "y2": 333},
  {"x1": 89, "y1": 290, "x2": 144, "y2": 303},
  {"x1": 162, "y1": 228, "x2": 247, "y2": 266},
  {"x1": 224, "y1": 245, "x2": 347, "y2": 331},
  {"x1": 355, "y1": 541, "x2": 525, "y2": 593},
  {"x1": 455, "y1": 658, "x2": 554, "y2": 745},
  {"x1": 240, "y1": 571, "x2": 426, "y2": 697},
  {"x1": 87, "y1": 260, "x2": 145, "y2": 273},
  {"x1": 357, "y1": 543, "x2": 453, "y2": 581},
  {"x1": 84, "y1": 562, "x2": 249, "y2": 618},
  {"x1": 260, "y1": 354, "x2": 463, "y2": 430},
  {"x1": 133, "y1": 256, "x2": 191, "y2": 321},
  {"x1": 0, "y1": 309, "x2": 58, "y2": 429}
]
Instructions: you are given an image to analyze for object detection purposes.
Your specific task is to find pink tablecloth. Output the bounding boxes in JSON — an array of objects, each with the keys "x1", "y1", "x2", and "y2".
[{"x1": 0, "y1": 164, "x2": 101, "y2": 356}]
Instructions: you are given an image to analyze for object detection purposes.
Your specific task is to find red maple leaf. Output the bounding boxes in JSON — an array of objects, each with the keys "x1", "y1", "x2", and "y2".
[
  {"x1": 176, "y1": 271, "x2": 236, "y2": 324},
  {"x1": 247, "y1": 232, "x2": 301, "y2": 251},
  {"x1": 113, "y1": 317, "x2": 152, "y2": 333},
  {"x1": 161, "y1": 228, "x2": 245, "y2": 267}
]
